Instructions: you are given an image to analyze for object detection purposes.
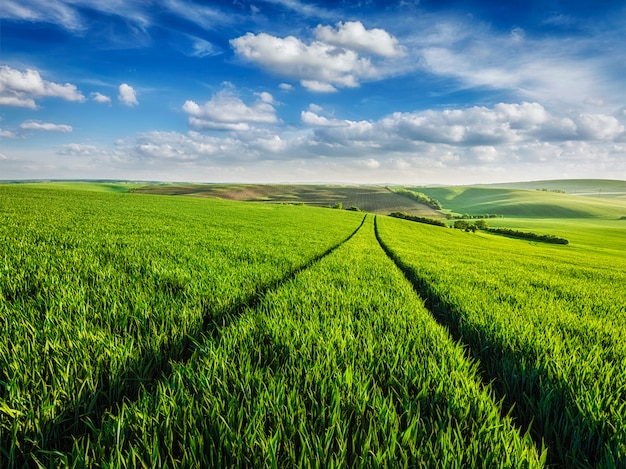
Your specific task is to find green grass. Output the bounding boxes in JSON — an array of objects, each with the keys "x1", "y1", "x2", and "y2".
[
  {"x1": 376, "y1": 215, "x2": 626, "y2": 467},
  {"x1": 0, "y1": 184, "x2": 362, "y2": 466},
  {"x1": 407, "y1": 185, "x2": 626, "y2": 219},
  {"x1": 485, "y1": 218, "x2": 626, "y2": 253},
  {"x1": 478, "y1": 179, "x2": 626, "y2": 197},
  {"x1": 1, "y1": 181, "x2": 624, "y2": 467},
  {"x1": 66, "y1": 217, "x2": 543, "y2": 467},
  {"x1": 6, "y1": 181, "x2": 147, "y2": 193}
]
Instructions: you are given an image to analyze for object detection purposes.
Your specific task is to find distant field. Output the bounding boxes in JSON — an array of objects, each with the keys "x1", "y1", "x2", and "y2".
[
  {"x1": 477, "y1": 178, "x2": 626, "y2": 197},
  {"x1": 407, "y1": 184, "x2": 626, "y2": 219},
  {"x1": 6, "y1": 181, "x2": 146, "y2": 193},
  {"x1": 132, "y1": 183, "x2": 442, "y2": 217}
]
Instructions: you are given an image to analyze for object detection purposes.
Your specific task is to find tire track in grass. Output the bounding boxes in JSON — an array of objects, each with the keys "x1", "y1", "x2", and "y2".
[
  {"x1": 67, "y1": 215, "x2": 543, "y2": 467},
  {"x1": 373, "y1": 215, "x2": 548, "y2": 460},
  {"x1": 35, "y1": 215, "x2": 367, "y2": 460},
  {"x1": 374, "y1": 215, "x2": 626, "y2": 467}
]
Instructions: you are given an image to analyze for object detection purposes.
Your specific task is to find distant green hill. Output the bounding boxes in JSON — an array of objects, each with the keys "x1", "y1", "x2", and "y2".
[
  {"x1": 475, "y1": 179, "x2": 626, "y2": 198},
  {"x1": 409, "y1": 184, "x2": 626, "y2": 219},
  {"x1": 6, "y1": 180, "x2": 625, "y2": 219}
]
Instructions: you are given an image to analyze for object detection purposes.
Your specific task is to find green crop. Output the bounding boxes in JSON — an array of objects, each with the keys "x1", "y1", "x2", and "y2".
[
  {"x1": 376, "y1": 215, "x2": 626, "y2": 467},
  {"x1": 1, "y1": 183, "x2": 622, "y2": 467},
  {"x1": 66, "y1": 216, "x2": 543, "y2": 467},
  {"x1": 0, "y1": 185, "x2": 362, "y2": 465}
]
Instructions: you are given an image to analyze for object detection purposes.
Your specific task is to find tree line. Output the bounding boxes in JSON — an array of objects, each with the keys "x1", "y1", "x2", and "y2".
[
  {"x1": 389, "y1": 212, "x2": 447, "y2": 227},
  {"x1": 453, "y1": 219, "x2": 569, "y2": 244}
]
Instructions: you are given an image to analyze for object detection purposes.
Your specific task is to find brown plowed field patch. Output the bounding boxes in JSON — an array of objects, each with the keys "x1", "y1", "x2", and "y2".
[{"x1": 133, "y1": 184, "x2": 443, "y2": 217}]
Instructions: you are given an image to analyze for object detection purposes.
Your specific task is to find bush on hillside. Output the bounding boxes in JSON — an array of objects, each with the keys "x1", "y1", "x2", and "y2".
[
  {"x1": 487, "y1": 227, "x2": 569, "y2": 244},
  {"x1": 393, "y1": 189, "x2": 443, "y2": 210}
]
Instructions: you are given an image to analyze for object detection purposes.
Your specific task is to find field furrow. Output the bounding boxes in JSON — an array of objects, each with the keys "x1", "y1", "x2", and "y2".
[
  {"x1": 62, "y1": 216, "x2": 543, "y2": 467},
  {"x1": 375, "y1": 215, "x2": 626, "y2": 468}
]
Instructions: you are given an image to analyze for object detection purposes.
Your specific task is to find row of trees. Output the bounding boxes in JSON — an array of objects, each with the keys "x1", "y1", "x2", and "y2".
[
  {"x1": 389, "y1": 212, "x2": 447, "y2": 227},
  {"x1": 486, "y1": 227, "x2": 569, "y2": 244},
  {"x1": 453, "y1": 219, "x2": 488, "y2": 232},
  {"x1": 453, "y1": 220, "x2": 569, "y2": 244},
  {"x1": 447, "y1": 213, "x2": 502, "y2": 220}
]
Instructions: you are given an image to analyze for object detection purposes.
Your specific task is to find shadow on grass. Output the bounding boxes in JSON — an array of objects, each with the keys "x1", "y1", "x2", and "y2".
[
  {"x1": 373, "y1": 216, "x2": 620, "y2": 469},
  {"x1": 9, "y1": 216, "x2": 367, "y2": 466}
]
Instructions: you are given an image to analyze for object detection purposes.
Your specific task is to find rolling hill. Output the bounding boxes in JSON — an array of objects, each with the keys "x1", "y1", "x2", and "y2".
[
  {"x1": 132, "y1": 183, "x2": 443, "y2": 217},
  {"x1": 407, "y1": 183, "x2": 626, "y2": 219}
]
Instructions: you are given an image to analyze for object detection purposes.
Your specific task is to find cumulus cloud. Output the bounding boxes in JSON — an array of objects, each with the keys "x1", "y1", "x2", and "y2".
[
  {"x1": 20, "y1": 120, "x2": 73, "y2": 132},
  {"x1": 231, "y1": 22, "x2": 403, "y2": 92},
  {"x1": 314, "y1": 21, "x2": 405, "y2": 58},
  {"x1": 118, "y1": 83, "x2": 138, "y2": 106},
  {"x1": 231, "y1": 32, "x2": 375, "y2": 92},
  {"x1": 182, "y1": 88, "x2": 278, "y2": 131},
  {"x1": 0, "y1": 65, "x2": 85, "y2": 108},
  {"x1": 83, "y1": 99, "x2": 624, "y2": 184},
  {"x1": 301, "y1": 110, "x2": 348, "y2": 127},
  {"x1": 294, "y1": 101, "x2": 626, "y2": 175},
  {"x1": 91, "y1": 91, "x2": 111, "y2": 104},
  {"x1": 574, "y1": 114, "x2": 624, "y2": 140}
]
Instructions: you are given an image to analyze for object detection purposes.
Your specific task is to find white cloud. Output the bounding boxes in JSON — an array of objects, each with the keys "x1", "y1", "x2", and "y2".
[
  {"x1": 301, "y1": 80, "x2": 338, "y2": 93},
  {"x1": 355, "y1": 158, "x2": 381, "y2": 169},
  {"x1": 0, "y1": 0, "x2": 150, "y2": 32},
  {"x1": 163, "y1": 0, "x2": 225, "y2": 30},
  {"x1": 1, "y1": 0, "x2": 83, "y2": 31},
  {"x1": 314, "y1": 21, "x2": 405, "y2": 58},
  {"x1": 118, "y1": 83, "x2": 138, "y2": 106},
  {"x1": 187, "y1": 36, "x2": 220, "y2": 57},
  {"x1": 57, "y1": 143, "x2": 101, "y2": 155},
  {"x1": 255, "y1": 91, "x2": 274, "y2": 104},
  {"x1": 410, "y1": 19, "x2": 624, "y2": 110},
  {"x1": 182, "y1": 88, "x2": 278, "y2": 131},
  {"x1": 260, "y1": 0, "x2": 334, "y2": 19},
  {"x1": 306, "y1": 102, "x2": 625, "y2": 148},
  {"x1": 574, "y1": 114, "x2": 624, "y2": 140},
  {"x1": 0, "y1": 129, "x2": 17, "y2": 138},
  {"x1": 301, "y1": 110, "x2": 348, "y2": 127},
  {"x1": 38, "y1": 99, "x2": 622, "y2": 184},
  {"x1": 231, "y1": 31, "x2": 379, "y2": 92},
  {"x1": 91, "y1": 91, "x2": 111, "y2": 104},
  {"x1": 20, "y1": 120, "x2": 73, "y2": 132},
  {"x1": 0, "y1": 65, "x2": 85, "y2": 108}
]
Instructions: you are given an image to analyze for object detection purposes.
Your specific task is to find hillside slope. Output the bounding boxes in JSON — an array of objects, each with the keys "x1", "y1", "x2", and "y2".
[
  {"x1": 410, "y1": 186, "x2": 626, "y2": 218},
  {"x1": 133, "y1": 184, "x2": 442, "y2": 217},
  {"x1": 477, "y1": 179, "x2": 626, "y2": 197}
]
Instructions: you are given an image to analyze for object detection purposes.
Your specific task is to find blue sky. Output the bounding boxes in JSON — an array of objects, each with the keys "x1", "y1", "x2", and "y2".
[{"x1": 1, "y1": 0, "x2": 624, "y2": 184}]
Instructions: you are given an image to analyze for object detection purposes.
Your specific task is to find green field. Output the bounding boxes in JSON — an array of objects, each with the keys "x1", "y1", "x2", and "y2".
[
  {"x1": 403, "y1": 184, "x2": 626, "y2": 219},
  {"x1": 1, "y1": 181, "x2": 624, "y2": 467},
  {"x1": 475, "y1": 179, "x2": 626, "y2": 197}
]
